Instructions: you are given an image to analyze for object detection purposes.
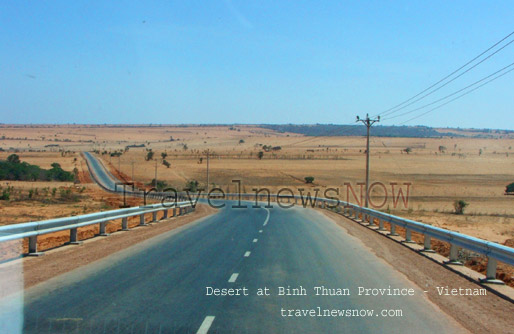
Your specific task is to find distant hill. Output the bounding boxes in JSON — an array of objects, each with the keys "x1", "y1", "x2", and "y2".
[{"x1": 258, "y1": 124, "x2": 514, "y2": 138}]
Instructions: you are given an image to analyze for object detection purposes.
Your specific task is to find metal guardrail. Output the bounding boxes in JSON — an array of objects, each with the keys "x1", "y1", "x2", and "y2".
[
  {"x1": 195, "y1": 192, "x2": 513, "y2": 284},
  {"x1": 0, "y1": 202, "x2": 194, "y2": 256}
]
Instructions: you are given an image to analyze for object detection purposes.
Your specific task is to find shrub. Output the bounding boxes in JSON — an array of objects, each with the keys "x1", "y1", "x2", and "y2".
[
  {"x1": 184, "y1": 180, "x2": 199, "y2": 192},
  {"x1": 304, "y1": 176, "x2": 315, "y2": 184},
  {"x1": 257, "y1": 152, "x2": 264, "y2": 160},
  {"x1": 162, "y1": 160, "x2": 170, "y2": 168},
  {"x1": 453, "y1": 200, "x2": 469, "y2": 215},
  {"x1": 0, "y1": 189, "x2": 10, "y2": 201},
  {"x1": 506, "y1": 182, "x2": 514, "y2": 194}
]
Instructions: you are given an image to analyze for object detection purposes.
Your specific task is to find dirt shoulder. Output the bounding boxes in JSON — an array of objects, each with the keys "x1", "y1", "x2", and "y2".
[
  {"x1": 0, "y1": 204, "x2": 217, "y2": 298},
  {"x1": 320, "y1": 209, "x2": 514, "y2": 334}
]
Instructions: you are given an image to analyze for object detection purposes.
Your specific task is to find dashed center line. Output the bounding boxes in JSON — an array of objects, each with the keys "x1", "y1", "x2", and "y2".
[
  {"x1": 228, "y1": 273, "x2": 239, "y2": 283},
  {"x1": 196, "y1": 316, "x2": 215, "y2": 334},
  {"x1": 253, "y1": 239, "x2": 258, "y2": 243},
  {"x1": 244, "y1": 251, "x2": 251, "y2": 257},
  {"x1": 259, "y1": 230, "x2": 263, "y2": 233}
]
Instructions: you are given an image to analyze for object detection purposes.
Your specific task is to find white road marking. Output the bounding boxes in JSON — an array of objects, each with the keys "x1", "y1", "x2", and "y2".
[
  {"x1": 253, "y1": 239, "x2": 258, "y2": 243},
  {"x1": 259, "y1": 230, "x2": 263, "y2": 233},
  {"x1": 244, "y1": 251, "x2": 251, "y2": 257},
  {"x1": 263, "y1": 208, "x2": 270, "y2": 226},
  {"x1": 196, "y1": 316, "x2": 215, "y2": 334},
  {"x1": 228, "y1": 273, "x2": 239, "y2": 283}
]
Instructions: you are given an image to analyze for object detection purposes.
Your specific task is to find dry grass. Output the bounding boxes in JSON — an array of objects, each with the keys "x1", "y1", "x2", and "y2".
[{"x1": 1, "y1": 124, "x2": 513, "y2": 245}]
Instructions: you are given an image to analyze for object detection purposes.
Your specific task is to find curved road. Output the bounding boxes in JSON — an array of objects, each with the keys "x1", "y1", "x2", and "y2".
[{"x1": 5, "y1": 153, "x2": 467, "y2": 333}]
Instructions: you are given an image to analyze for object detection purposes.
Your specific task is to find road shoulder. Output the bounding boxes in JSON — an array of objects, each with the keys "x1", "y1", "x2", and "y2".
[{"x1": 319, "y1": 209, "x2": 514, "y2": 334}]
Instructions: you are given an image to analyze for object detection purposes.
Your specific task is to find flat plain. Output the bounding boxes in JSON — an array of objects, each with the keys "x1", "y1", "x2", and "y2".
[{"x1": 0, "y1": 124, "x2": 513, "y2": 245}]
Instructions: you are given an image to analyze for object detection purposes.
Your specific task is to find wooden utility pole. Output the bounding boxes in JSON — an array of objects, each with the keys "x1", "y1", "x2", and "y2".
[{"x1": 356, "y1": 114, "x2": 380, "y2": 208}]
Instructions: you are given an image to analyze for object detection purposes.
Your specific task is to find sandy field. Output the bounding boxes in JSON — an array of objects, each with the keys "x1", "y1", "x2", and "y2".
[{"x1": 1, "y1": 124, "x2": 513, "y2": 245}]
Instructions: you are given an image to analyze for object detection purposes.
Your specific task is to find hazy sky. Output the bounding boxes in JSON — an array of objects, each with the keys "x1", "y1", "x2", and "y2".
[{"x1": 1, "y1": 1, "x2": 513, "y2": 129}]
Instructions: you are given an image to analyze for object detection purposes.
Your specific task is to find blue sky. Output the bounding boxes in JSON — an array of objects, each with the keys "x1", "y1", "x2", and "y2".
[{"x1": 1, "y1": 1, "x2": 513, "y2": 129}]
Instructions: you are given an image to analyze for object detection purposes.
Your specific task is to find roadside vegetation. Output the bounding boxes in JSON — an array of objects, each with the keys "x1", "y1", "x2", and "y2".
[{"x1": 0, "y1": 154, "x2": 75, "y2": 182}]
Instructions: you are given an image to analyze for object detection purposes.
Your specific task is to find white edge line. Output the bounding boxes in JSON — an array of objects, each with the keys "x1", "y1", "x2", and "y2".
[
  {"x1": 253, "y1": 239, "x2": 258, "y2": 242},
  {"x1": 196, "y1": 316, "x2": 215, "y2": 334},
  {"x1": 228, "y1": 273, "x2": 239, "y2": 283},
  {"x1": 244, "y1": 251, "x2": 251, "y2": 257},
  {"x1": 263, "y1": 208, "x2": 270, "y2": 226}
]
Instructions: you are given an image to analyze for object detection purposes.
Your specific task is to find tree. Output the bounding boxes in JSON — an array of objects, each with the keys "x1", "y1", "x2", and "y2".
[
  {"x1": 257, "y1": 151, "x2": 264, "y2": 160},
  {"x1": 453, "y1": 200, "x2": 469, "y2": 214},
  {"x1": 304, "y1": 176, "x2": 314, "y2": 184},
  {"x1": 239, "y1": 139, "x2": 245, "y2": 144},
  {"x1": 145, "y1": 150, "x2": 154, "y2": 161},
  {"x1": 404, "y1": 147, "x2": 412, "y2": 154},
  {"x1": 162, "y1": 159, "x2": 170, "y2": 168},
  {"x1": 7, "y1": 154, "x2": 20, "y2": 164},
  {"x1": 161, "y1": 152, "x2": 168, "y2": 160},
  {"x1": 438, "y1": 146, "x2": 446, "y2": 153},
  {"x1": 506, "y1": 182, "x2": 514, "y2": 194}
]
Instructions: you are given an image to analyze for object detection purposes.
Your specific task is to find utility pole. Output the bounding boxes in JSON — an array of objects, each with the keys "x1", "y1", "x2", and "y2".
[
  {"x1": 356, "y1": 114, "x2": 380, "y2": 208},
  {"x1": 131, "y1": 161, "x2": 135, "y2": 181},
  {"x1": 206, "y1": 149, "x2": 210, "y2": 193},
  {"x1": 154, "y1": 160, "x2": 158, "y2": 188},
  {"x1": 118, "y1": 155, "x2": 121, "y2": 173}
]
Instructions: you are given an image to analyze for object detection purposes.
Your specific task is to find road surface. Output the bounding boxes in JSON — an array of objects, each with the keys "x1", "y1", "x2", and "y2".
[{"x1": 0, "y1": 153, "x2": 467, "y2": 333}]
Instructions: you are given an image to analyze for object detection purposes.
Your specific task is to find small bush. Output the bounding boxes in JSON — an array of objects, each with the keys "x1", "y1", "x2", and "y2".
[
  {"x1": 304, "y1": 176, "x2": 315, "y2": 184},
  {"x1": 453, "y1": 200, "x2": 469, "y2": 215},
  {"x1": 0, "y1": 189, "x2": 10, "y2": 201},
  {"x1": 184, "y1": 180, "x2": 199, "y2": 192}
]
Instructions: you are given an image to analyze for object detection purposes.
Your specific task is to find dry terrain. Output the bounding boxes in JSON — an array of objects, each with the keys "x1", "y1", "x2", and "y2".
[{"x1": 1, "y1": 124, "x2": 513, "y2": 281}]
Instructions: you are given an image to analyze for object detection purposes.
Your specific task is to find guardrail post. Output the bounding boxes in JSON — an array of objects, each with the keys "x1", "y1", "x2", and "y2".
[
  {"x1": 378, "y1": 219, "x2": 385, "y2": 231},
  {"x1": 152, "y1": 211, "x2": 158, "y2": 222},
  {"x1": 163, "y1": 209, "x2": 168, "y2": 219},
  {"x1": 367, "y1": 215, "x2": 374, "y2": 226},
  {"x1": 389, "y1": 223, "x2": 399, "y2": 236},
  {"x1": 121, "y1": 217, "x2": 130, "y2": 231},
  {"x1": 403, "y1": 229, "x2": 415, "y2": 243},
  {"x1": 354, "y1": 209, "x2": 359, "y2": 220},
  {"x1": 422, "y1": 235, "x2": 435, "y2": 252},
  {"x1": 139, "y1": 214, "x2": 148, "y2": 226},
  {"x1": 479, "y1": 257, "x2": 504, "y2": 284},
  {"x1": 28, "y1": 236, "x2": 43, "y2": 256},
  {"x1": 444, "y1": 244, "x2": 462, "y2": 265},
  {"x1": 172, "y1": 207, "x2": 176, "y2": 217},
  {"x1": 99, "y1": 221, "x2": 109, "y2": 236},
  {"x1": 69, "y1": 228, "x2": 82, "y2": 244}
]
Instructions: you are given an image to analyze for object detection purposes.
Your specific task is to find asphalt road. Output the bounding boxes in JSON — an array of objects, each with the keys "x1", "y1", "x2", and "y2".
[{"x1": 0, "y1": 153, "x2": 466, "y2": 333}]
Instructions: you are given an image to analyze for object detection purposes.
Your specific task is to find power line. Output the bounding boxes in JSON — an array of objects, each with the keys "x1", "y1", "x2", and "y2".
[
  {"x1": 397, "y1": 65, "x2": 514, "y2": 125},
  {"x1": 382, "y1": 61, "x2": 514, "y2": 121},
  {"x1": 375, "y1": 31, "x2": 514, "y2": 118}
]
